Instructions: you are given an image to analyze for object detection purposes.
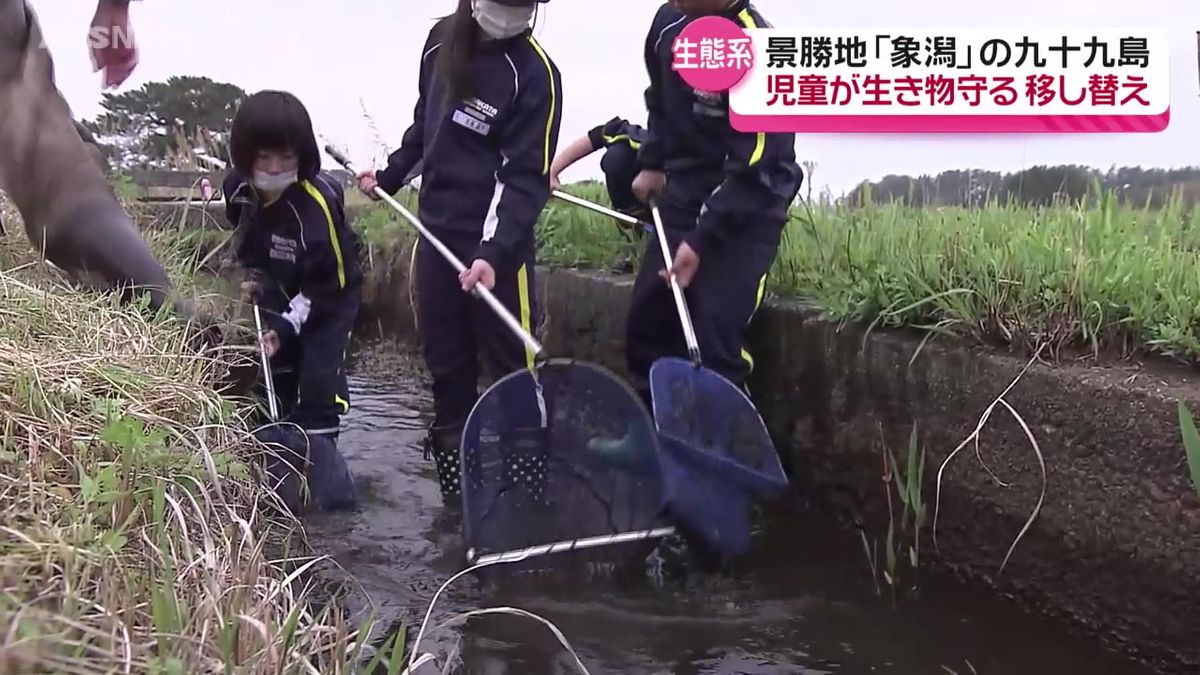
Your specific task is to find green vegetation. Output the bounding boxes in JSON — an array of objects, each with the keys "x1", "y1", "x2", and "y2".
[
  {"x1": 1177, "y1": 402, "x2": 1200, "y2": 498},
  {"x1": 861, "y1": 424, "x2": 927, "y2": 603},
  {"x1": 0, "y1": 205, "x2": 409, "y2": 672},
  {"x1": 773, "y1": 185, "x2": 1200, "y2": 364},
  {"x1": 353, "y1": 178, "x2": 1200, "y2": 364}
]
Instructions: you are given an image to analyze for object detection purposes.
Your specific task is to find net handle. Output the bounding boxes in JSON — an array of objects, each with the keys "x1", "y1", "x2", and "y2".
[
  {"x1": 650, "y1": 203, "x2": 702, "y2": 364},
  {"x1": 324, "y1": 143, "x2": 547, "y2": 364},
  {"x1": 252, "y1": 303, "x2": 279, "y2": 421},
  {"x1": 551, "y1": 189, "x2": 653, "y2": 233}
]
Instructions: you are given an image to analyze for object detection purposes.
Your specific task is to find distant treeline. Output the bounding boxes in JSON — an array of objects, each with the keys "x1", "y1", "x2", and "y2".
[{"x1": 846, "y1": 165, "x2": 1200, "y2": 209}]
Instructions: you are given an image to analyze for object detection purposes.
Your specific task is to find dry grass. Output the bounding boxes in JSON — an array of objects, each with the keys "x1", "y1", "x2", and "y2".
[{"x1": 0, "y1": 206, "x2": 384, "y2": 673}]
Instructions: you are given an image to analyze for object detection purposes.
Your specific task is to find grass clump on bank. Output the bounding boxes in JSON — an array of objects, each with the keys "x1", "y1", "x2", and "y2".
[
  {"x1": 352, "y1": 179, "x2": 1199, "y2": 365},
  {"x1": 774, "y1": 187, "x2": 1200, "y2": 363},
  {"x1": 0, "y1": 222, "x2": 370, "y2": 672}
]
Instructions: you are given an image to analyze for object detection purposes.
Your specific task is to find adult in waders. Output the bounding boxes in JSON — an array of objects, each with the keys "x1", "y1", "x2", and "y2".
[
  {"x1": 0, "y1": 0, "x2": 194, "y2": 319},
  {"x1": 357, "y1": 0, "x2": 562, "y2": 505},
  {"x1": 225, "y1": 90, "x2": 363, "y2": 512},
  {"x1": 550, "y1": 116, "x2": 649, "y2": 270},
  {"x1": 589, "y1": 0, "x2": 804, "y2": 454}
]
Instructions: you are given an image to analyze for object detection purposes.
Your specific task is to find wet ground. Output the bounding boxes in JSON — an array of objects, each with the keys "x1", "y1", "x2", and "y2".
[{"x1": 304, "y1": 340, "x2": 1155, "y2": 674}]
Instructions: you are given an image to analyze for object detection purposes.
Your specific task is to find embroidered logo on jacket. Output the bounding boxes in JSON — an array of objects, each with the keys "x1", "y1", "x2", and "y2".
[
  {"x1": 468, "y1": 97, "x2": 499, "y2": 118},
  {"x1": 691, "y1": 87, "x2": 727, "y2": 118},
  {"x1": 270, "y1": 234, "x2": 297, "y2": 263},
  {"x1": 452, "y1": 97, "x2": 499, "y2": 136}
]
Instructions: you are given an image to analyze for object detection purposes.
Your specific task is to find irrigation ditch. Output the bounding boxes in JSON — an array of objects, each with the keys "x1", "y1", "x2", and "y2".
[{"x1": 145, "y1": 199, "x2": 1200, "y2": 673}]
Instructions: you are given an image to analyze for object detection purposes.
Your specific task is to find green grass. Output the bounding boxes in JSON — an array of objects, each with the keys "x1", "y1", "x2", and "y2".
[
  {"x1": 773, "y1": 187, "x2": 1200, "y2": 363},
  {"x1": 0, "y1": 203, "x2": 402, "y2": 673},
  {"x1": 351, "y1": 178, "x2": 1200, "y2": 365}
]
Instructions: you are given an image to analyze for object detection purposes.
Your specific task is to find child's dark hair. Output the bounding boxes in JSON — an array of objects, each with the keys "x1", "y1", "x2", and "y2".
[
  {"x1": 437, "y1": 1, "x2": 543, "y2": 101},
  {"x1": 229, "y1": 90, "x2": 321, "y2": 179},
  {"x1": 436, "y1": 0, "x2": 479, "y2": 102}
]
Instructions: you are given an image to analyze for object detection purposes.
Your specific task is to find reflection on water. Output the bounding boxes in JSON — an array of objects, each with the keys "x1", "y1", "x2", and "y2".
[{"x1": 303, "y1": 341, "x2": 1153, "y2": 675}]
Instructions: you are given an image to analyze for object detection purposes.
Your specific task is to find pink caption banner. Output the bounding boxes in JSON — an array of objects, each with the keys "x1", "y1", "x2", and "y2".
[{"x1": 672, "y1": 17, "x2": 1171, "y2": 133}]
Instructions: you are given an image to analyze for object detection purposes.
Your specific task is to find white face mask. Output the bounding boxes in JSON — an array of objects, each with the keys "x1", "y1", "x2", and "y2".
[
  {"x1": 471, "y1": 0, "x2": 535, "y2": 40},
  {"x1": 254, "y1": 170, "x2": 297, "y2": 193}
]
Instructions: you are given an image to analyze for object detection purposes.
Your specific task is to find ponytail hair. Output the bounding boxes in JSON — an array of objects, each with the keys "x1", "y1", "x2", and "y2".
[{"x1": 436, "y1": 0, "x2": 478, "y2": 102}]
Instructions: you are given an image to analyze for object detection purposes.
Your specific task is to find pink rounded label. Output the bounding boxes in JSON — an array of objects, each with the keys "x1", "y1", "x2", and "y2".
[{"x1": 671, "y1": 15, "x2": 754, "y2": 93}]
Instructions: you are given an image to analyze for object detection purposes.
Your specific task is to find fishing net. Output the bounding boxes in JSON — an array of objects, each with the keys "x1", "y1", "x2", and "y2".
[
  {"x1": 460, "y1": 359, "x2": 674, "y2": 571},
  {"x1": 255, "y1": 425, "x2": 358, "y2": 514},
  {"x1": 649, "y1": 357, "x2": 789, "y2": 561}
]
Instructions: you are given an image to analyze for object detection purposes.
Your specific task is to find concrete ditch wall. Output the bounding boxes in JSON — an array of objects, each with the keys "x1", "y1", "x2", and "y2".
[{"x1": 358, "y1": 244, "x2": 1200, "y2": 674}]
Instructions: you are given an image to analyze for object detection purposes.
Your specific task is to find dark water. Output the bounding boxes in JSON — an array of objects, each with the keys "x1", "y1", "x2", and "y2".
[{"x1": 305, "y1": 341, "x2": 1154, "y2": 675}]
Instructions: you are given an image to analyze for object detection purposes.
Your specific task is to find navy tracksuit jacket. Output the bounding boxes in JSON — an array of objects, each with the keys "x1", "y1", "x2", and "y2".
[
  {"x1": 629, "y1": 0, "x2": 805, "y2": 400},
  {"x1": 224, "y1": 170, "x2": 364, "y2": 438},
  {"x1": 588, "y1": 116, "x2": 649, "y2": 218},
  {"x1": 374, "y1": 19, "x2": 563, "y2": 431}
]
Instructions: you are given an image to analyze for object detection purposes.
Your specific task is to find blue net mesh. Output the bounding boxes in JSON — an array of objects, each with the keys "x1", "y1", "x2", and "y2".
[
  {"x1": 460, "y1": 359, "x2": 672, "y2": 569},
  {"x1": 649, "y1": 356, "x2": 788, "y2": 560}
]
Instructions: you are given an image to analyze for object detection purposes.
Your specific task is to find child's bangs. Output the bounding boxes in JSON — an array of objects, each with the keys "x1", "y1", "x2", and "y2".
[{"x1": 245, "y1": 111, "x2": 300, "y2": 157}]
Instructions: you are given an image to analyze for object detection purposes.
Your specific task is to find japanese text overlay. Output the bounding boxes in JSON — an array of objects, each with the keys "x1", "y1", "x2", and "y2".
[{"x1": 671, "y1": 20, "x2": 1170, "y2": 133}]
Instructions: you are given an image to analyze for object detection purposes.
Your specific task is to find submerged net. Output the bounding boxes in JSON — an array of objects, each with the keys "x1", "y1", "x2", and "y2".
[
  {"x1": 461, "y1": 359, "x2": 673, "y2": 571},
  {"x1": 649, "y1": 356, "x2": 789, "y2": 561},
  {"x1": 253, "y1": 424, "x2": 358, "y2": 514}
]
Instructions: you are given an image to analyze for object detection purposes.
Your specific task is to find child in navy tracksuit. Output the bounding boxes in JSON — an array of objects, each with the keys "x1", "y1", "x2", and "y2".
[
  {"x1": 224, "y1": 90, "x2": 364, "y2": 454},
  {"x1": 551, "y1": 116, "x2": 649, "y2": 270},
  {"x1": 632, "y1": 0, "x2": 802, "y2": 401},
  {"x1": 551, "y1": 115, "x2": 650, "y2": 223},
  {"x1": 589, "y1": 1, "x2": 804, "y2": 462},
  {"x1": 356, "y1": 0, "x2": 561, "y2": 503}
]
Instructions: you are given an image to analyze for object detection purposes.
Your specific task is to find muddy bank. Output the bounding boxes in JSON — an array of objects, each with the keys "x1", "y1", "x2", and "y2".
[{"x1": 359, "y1": 246, "x2": 1200, "y2": 673}]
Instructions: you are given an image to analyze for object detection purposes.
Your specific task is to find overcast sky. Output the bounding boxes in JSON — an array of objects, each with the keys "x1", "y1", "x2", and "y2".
[{"x1": 33, "y1": 0, "x2": 1200, "y2": 196}]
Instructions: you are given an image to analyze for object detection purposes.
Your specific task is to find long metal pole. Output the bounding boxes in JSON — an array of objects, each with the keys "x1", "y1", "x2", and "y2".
[
  {"x1": 551, "y1": 189, "x2": 652, "y2": 232},
  {"x1": 468, "y1": 526, "x2": 677, "y2": 566},
  {"x1": 325, "y1": 144, "x2": 545, "y2": 361},
  {"x1": 650, "y1": 204, "x2": 701, "y2": 364},
  {"x1": 252, "y1": 304, "x2": 279, "y2": 421}
]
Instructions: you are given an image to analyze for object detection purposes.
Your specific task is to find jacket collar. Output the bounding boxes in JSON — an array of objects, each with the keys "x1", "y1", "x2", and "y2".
[{"x1": 476, "y1": 26, "x2": 533, "y2": 51}]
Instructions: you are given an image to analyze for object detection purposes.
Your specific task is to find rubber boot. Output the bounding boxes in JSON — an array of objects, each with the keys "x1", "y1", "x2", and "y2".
[
  {"x1": 500, "y1": 426, "x2": 551, "y2": 507},
  {"x1": 423, "y1": 422, "x2": 463, "y2": 508},
  {"x1": 585, "y1": 420, "x2": 658, "y2": 475}
]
